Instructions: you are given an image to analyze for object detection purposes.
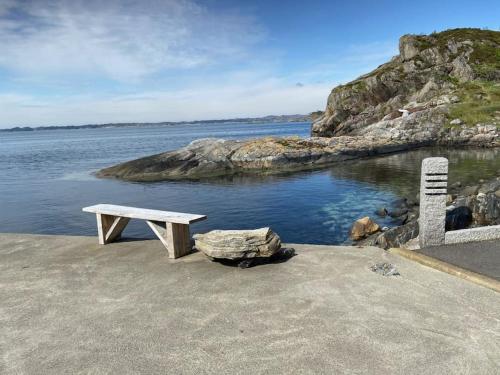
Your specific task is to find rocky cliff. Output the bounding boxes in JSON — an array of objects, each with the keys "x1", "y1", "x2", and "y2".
[{"x1": 311, "y1": 28, "x2": 500, "y2": 139}]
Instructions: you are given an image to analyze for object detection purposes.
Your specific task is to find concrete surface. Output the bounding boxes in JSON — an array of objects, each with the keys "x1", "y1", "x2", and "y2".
[
  {"x1": 419, "y1": 239, "x2": 500, "y2": 281},
  {"x1": 445, "y1": 225, "x2": 500, "y2": 244},
  {"x1": 1, "y1": 233, "x2": 499, "y2": 374}
]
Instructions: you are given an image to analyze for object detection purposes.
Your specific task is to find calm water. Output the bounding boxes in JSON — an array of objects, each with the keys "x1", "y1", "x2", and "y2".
[{"x1": 1, "y1": 122, "x2": 499, "y2": 244}]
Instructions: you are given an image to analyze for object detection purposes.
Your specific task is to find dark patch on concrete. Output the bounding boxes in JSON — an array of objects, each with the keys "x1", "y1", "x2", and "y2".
[{"x1": 418, "y1": 239, "x2": 500, "y2": 280}]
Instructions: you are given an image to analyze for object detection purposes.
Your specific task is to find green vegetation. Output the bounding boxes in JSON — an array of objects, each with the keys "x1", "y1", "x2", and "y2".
[
  {"x1": 439, "y1": 29, "x2": 499, "y2": 80},
  {"x1": 437, "y1": 73, "x2": 460, "y2": 85},
  {"x1": 469, "y1": 40, "x2": 500, "y2": 80},
  {"x1": 432, "y1": 28, "x2": 500, "y2": 46},
  {"x1": 427, "y1": 28, "x2": 500, "y2": 55},
  {"x1": 448, "y1": 81, "x2": 500, "y2": 126},
  {"x1": 414, "y1": 37, "x2": 433, "y2": 51},
  {"x1": 417, "y1": 29, "x2": 500, "y2": 80}
]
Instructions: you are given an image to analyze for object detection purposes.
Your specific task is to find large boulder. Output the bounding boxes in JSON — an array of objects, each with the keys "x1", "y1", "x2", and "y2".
[
  {"x1": 376, "y1": 220, "x2": 419, "y2": 249},
  {"x1": 194, "y1": 227, "x2": 281, "y2": 260},
  {"x1": 350, "y1": 217, "x2": 381, "y2": 241}
]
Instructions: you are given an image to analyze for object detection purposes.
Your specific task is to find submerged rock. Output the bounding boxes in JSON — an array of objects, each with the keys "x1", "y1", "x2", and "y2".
[
  {"x1": 388, "y1": 207, "x2": 409, "y2": 218},
  {"x1": 194, "y1": 227, "x2": 281, "y2": 260}
]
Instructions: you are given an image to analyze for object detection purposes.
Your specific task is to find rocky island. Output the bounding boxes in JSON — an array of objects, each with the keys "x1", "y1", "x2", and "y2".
[{"x1": 98, "y1": 28, "x2": 499, "y2": 182}]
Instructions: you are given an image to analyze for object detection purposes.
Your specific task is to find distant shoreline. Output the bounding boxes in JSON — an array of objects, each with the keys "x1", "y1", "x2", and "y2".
[{"x1": 0, "y1": 114, "x2": 314, "y2": 132}]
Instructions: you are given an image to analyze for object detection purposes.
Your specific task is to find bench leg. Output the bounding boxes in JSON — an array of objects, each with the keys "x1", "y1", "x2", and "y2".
[
  {"x1": 146, "y1": 220, "x2": 191, "y2": 259},
  {"x1": 96, "y1": 214, "x2": 130, "y2": 245},
  {"x1": 167, "y1": 222, "x2": 191, "y2": 259}
]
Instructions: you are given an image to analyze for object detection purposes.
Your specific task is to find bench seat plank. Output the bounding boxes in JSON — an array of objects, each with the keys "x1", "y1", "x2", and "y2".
[{"x1": 83, "y1": 204, "x2": 206, "y2": 224}]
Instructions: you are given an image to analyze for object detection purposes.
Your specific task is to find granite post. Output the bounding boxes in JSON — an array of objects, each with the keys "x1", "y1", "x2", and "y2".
[{"x1": 419, "y1": 157, "x2": 448, "y2": 248}]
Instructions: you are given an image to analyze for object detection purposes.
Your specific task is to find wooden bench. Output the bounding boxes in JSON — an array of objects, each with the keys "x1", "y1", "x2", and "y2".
[{"x1": 82, "y1": 204, "x2": 207, "y2": 258}]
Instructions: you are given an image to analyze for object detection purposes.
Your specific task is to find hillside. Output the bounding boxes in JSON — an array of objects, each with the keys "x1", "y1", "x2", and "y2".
[{"x1": 312, "y1": 28, "x2": 500, "y2": 139}]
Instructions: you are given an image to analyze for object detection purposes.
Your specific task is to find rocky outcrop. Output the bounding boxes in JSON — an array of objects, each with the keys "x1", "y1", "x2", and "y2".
[
  {"x1": 97, "y1": 136, "x2": 417, "y2": 181},
  {"x1": 98, "y1": 129, "x2": 499, "y2": 181},
  {"x1": 193, "y1": 227, "x2": 281, "y2": 260},
  {"x1": 312, "y1": 28, "x2": 500, "y2": 139}
]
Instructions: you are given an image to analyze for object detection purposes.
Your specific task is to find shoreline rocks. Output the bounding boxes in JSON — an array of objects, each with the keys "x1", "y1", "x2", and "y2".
[{"x1": 354, "y1": 175, "x2": 500, "y2": 249}]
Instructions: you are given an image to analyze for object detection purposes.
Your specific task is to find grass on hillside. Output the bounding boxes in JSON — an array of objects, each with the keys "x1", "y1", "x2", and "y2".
[
  {"x1": 415, "y1": 28, "x2": 500, "y2": 53},
  {"x1": 448, "y1": 81, "x2": 500, "y2": 126},
  {"x1": 421, "y1": 28, "x2": 500, "y2": 80},
  {"x1": 431, "y1": 28, "x2": 500, "y2": 45}
]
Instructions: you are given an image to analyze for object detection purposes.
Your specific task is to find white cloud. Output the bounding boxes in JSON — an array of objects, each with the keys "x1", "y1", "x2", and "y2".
[
  {"x1": 0, "y1": 80, "x2": 331, "y2": 127},
  {"x1": 0, "y1": 0, "x2": 263, "y2": 81},
  {"x1": 0, "y1": 1, "x2": 402, "y2": 127}
]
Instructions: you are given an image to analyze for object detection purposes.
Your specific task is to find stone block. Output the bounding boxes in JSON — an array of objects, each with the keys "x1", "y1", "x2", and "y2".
[{"x1": 419, "y1": 157, "x2": 448, "y2": 248}]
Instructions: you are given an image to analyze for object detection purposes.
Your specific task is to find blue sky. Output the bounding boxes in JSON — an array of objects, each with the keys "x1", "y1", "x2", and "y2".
[{"x1": 0, "y1": 0, "x2": 498, "y2": 128}]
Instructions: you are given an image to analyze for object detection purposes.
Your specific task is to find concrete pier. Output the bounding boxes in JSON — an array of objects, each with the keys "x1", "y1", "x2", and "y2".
[{"x1": 0, "y1": 233, "x2": 499, "y2": 374}]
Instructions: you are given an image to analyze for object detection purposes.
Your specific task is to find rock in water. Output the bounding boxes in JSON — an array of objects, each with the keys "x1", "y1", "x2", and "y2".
[
  {"x1": 194, "y1": 227, "x2": 281, "y2": 260},
  {"x1": 375, "y1": 207, "x2": 388, "y2": 217},
  {"x1": 388, "y1": 207, "x2": 409, "y2": 218},
  {"x1": 350, "y1": 217, "x2": 381, "y2": 241}
]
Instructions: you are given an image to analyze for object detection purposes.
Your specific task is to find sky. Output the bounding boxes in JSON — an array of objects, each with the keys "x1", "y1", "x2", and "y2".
[{"x1": 0, "y1": 0, "x2": 499, "y2": 128}]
